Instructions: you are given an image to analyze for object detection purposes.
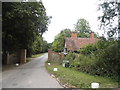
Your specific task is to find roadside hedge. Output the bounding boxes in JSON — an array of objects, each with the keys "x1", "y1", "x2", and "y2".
[{"x1": 66, "y1": 40, "x2": 120, "y2": 82}]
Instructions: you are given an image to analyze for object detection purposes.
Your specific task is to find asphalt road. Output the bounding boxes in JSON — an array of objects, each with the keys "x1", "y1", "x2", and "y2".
[{"x1": 2, "y1": 53, "x2": 62, "y2": 88}]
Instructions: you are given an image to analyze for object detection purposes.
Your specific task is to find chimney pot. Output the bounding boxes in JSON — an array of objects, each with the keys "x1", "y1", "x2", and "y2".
[
  {"x1": 90, "y1": 32, "x2": 94, "y2": 38},
  {"x1": 71, "y1": 31, "x2": 77, "y2": 38}
]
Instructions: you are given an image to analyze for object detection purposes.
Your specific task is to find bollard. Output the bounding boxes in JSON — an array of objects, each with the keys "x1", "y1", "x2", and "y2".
[
  {"x1": 48, "y1": 63, "x2": 51, "y2": 65},
  {"x1": 53, "y1": 68, "x2": 58, "y2": 71},
  {"x1": 91, "y1": 82, "x2": 99, "y2": 88},
  {"x1": 15, "y1": 63, "x2": 19, "y2": 66},
  {"x1": 62, "y1": 63, "x2": 65, "y2": 67}
]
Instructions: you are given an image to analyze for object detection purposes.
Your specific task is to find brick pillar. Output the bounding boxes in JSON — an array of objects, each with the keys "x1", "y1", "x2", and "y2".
[
  {"x1": 90, "y1": 32, "x2": 94, "y2": 38},
  {"x1": 20, "y1": 49, "x2": 26, "y2": 64},
  {"x1": 48, "y1": 49, "x2": 52, "y2": 61},
  {"x1": 71, "y1": 31, "x2": 78, "y2": 38}
]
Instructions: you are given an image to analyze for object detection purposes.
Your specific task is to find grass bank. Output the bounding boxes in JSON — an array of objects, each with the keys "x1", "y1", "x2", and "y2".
[{"x1": 45, "y1": 63, "x2": 119, "y2": 88}]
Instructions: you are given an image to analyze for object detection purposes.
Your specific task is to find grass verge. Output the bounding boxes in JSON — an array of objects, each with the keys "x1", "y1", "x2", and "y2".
[
  {"x1": 31, "y1": 53, "x2": 45, "y2": 58},
  {"x1": 45, "y1": 62, "x2": 119, "y2": 88}
]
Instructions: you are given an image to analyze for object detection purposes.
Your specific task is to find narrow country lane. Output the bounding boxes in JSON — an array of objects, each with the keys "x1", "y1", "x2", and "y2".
[{"x1": 2, "y1": 53, "x2": 62, "y2": 88}]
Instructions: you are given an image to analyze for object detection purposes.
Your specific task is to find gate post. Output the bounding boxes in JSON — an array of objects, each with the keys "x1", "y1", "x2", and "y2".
[
  {"x1": 20, "y1": 49, "x2": 26, "y2": 64},
  {"x1": 48, "y1": 49, "x2": 52, "y2": 61}
]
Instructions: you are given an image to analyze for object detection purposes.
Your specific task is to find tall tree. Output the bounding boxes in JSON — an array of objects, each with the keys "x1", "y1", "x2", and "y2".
[
  {"x1": 74, "y1": 18, "x2": 92, "y2": 38},
  {"x1": 2, "y1": 2, "x2": 50, "y2": 56},
  {"x1": 75, "y1": 18, "x2": 91, "y2": 33},
  {"x1": 52, "y1": 29, "x2": 71, "y2": 52}
]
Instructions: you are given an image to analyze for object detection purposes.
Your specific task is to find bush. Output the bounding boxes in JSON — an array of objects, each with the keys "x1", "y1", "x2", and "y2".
[
  {"x1": 94, "y1": 41, "x2": 120, "y2": 79},
  {"x1": 64, "y1": 52, "x2": 76, "y2": 63},
  {"x1": 80, "y1": 44, "x2": 97, "y2": 55},
  {"x1": 69, "y1": 40, "x2": 120, "y2": 81}
]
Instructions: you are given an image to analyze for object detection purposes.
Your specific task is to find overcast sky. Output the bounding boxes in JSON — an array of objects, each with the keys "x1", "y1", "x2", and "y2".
[{"x1": 42, "y1": 0, "x2": 103, "y2": 43}]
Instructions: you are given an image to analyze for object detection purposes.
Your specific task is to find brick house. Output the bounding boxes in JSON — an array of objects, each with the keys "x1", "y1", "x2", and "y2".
[{"x1": 64, "y1": 31, "x2": 99, "y2": 53}]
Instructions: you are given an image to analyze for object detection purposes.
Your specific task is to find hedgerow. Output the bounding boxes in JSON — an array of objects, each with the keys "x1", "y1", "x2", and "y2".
[{"x1": 66, "y1": 40, "x2": 120, "y2": 82}]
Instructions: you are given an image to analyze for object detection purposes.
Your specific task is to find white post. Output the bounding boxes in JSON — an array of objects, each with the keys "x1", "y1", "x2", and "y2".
[{"x1": 53, "y1": 68, "x2": 58, "y2": 71}]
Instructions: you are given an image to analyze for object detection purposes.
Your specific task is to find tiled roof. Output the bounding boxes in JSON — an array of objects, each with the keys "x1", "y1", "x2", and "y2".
[{"x1": 65, "y1": 37, "x2": 99, "y2": 51}]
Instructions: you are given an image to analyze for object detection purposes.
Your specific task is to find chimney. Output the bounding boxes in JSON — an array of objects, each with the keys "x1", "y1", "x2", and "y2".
[
  {"x1": 90, "y1": 32, "x2": 94, "y2": 38},
  {"x1": 71, "y1": 31, "x2": 78, "y2": 38}
]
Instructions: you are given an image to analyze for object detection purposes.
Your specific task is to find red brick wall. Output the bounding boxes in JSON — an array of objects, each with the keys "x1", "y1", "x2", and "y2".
[{"x1": 48, "y1": 49, "x2": 64, "y2": 61}]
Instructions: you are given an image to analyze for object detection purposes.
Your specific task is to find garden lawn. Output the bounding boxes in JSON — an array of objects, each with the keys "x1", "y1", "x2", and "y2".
[{"x1": 45, "y1": 63, "x2": 119, "y2": 88}]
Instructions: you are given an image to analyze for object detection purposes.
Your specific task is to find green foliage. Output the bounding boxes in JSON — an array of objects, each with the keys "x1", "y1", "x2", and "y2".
[
  {"x1": 78, "y1": 33, "x2": 89, "y2": 38},
  {"x1": 47, "y1": 43, "x2": 52, "y2": 49},
  {"x1": 80, "y1": 44, "x2": 97, "y2": 55},
  {"x1": 95, "y1": 41, "x2": 120, "y2": 77},
  {"x1": 2, "y1": 2, "x2": 51, "y2": 56},
  {"x1": 46, "y1": 64, "x2": 119, "y2": 88},
  {"x1": 64, "y1": 52, "x2": 76, "y2": 63},
  {"x1": 32, "y1": 35, "x2": 48, "y2": 54},
  {"x1": 74, "y1": 18, "x2": 98, "y2": 38},
  {"x1": 70, "y1": 40, "x2": 120, "y2": 81},
  {"x1": 75, "y1": 18, "x2": 91, "y2": 33},
  {"x1": 52, "y1": 37, "x2": 64, "y2": 52},
  {"x1": 52, "y1": 29, "x2": 71, "y2": 52}
]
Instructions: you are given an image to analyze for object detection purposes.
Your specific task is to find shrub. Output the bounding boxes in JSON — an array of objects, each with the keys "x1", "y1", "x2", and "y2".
[
  {"x1": 70, "y1": 40, "x2": 120, "y2": 81},
  {"x1": 64, "y1": 52, "x2": 76, "y2": 63},
  {"x1": 80, "y1": 44, "x2": 97, "y2": 55}
]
